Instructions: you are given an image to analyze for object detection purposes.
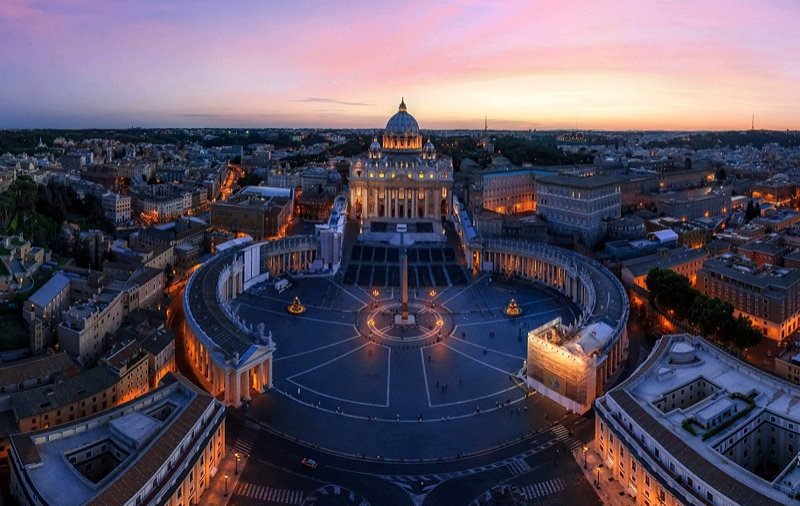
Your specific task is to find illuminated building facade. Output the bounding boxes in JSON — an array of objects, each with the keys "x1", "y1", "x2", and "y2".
[
  {"x1": 595, "y1": 334, "x2": 799, "y2": 506},
  {"x1": 469, "y1": 238, "x2": 628, "y2": 414},
  {"x1": 348, "y1": 99, "x2": 453, "y2": 221},
  {"x1": 9, "y1": 374, "x2": 225, "y2": 506},
  {"x1": 210, "y1": 186, "x2": 293, "y2": 240},
  {"x1": 480, "y1": 167, "x2": 537, "y2": 215},
  {"x1": 698, "y1": 253, "x2": 800, "y2": 342},
  {"x1": 534, "y1": 173, "x2": 622, "y2": 247}
]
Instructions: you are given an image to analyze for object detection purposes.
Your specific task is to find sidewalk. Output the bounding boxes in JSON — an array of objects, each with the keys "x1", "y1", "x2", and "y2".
[
  {"x1": 572, "y1": 443, "x2": 636, "y2": 506},
  {"x1": 200, "y1": 445, "x2": 248, "y2": 506}
]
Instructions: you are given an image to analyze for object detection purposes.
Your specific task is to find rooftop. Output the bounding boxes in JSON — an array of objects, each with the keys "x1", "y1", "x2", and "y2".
[
  {"x1": 10, "y1": 366, "x2": 117, "y2": 420},
  {"x1": 622, "y1": 247, "x2": 707, "y2": 278},
  {"x1": 604, "y1": 334, "x2": 800, "y2": 506},
  {"x1": 9, "y1": 374, "x2": 224, "y2": 506},
  {"x1": 700, "y1": 253, "x2": 800, "y2": 292},
  {"x1": 27, "y1": 272, "x2": 71, "y2": 308},
  {"x1": 0, "y1": 352, "x2": 75, "y2": 389},
  {"x1": 536, "y1": 173, "x2": 623, "y2": 188}
]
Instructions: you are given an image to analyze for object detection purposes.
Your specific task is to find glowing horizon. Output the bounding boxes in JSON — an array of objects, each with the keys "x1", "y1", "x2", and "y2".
[{"x1": 1, "y1": 0, "x2": 798, "y2": 130}]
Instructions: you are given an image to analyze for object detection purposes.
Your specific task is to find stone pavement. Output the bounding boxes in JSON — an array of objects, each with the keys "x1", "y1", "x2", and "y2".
[
  {"x1": 573, "y1": 443, "x2": 636, "y2": 506},
  {"x1": 200, "y1": 444, "x2": 248, "y2": 506}
]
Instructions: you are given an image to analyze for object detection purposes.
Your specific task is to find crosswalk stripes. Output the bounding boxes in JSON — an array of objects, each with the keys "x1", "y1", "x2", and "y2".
[
  {"x1": 234, "y1": 482, "x2": 304, "y2": 504},
  {"x1": 505, "y1": 457, "x2": 532, "y2": 476},
  {"x1": 551, "y1": 424, "x2": 584, "y2": 451},
  {"x1": 519, "y1": 478, "x2": 565, "y2": 499},
  {"x1": 234, "y1": 421, "x2": 259, "y2": 455}
]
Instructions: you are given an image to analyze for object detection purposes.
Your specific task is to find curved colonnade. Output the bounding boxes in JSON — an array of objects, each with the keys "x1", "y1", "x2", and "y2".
[
  {"x1": 180, "y1": 236, "x2": 317, "y2": 407},
  {"x1": 473, "y1": 239, "x2": 629, "y2": 413}
]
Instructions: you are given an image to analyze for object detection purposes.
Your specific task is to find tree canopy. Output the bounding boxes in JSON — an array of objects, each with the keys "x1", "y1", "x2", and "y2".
[{"x1": 646, "y1": 267, "x2": 761, "y2": 349}]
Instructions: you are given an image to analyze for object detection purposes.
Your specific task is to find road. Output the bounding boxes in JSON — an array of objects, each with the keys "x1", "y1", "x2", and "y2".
[{"x1": 223, "y1": 408, "x2": 600, "y2": 506}]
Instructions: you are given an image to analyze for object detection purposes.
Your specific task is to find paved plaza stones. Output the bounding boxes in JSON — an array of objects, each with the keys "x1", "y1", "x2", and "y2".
[{"x1": 232, "y1": 272, "x2": 580, "y2": 458}]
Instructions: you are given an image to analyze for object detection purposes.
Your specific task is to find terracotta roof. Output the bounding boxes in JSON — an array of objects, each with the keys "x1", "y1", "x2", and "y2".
[
  {"x1": 0, "y1": 352, "x2": 75, "y2": 389},
  {"x1": 87, "y1": 389, "x2": 218, "y2": 506}
]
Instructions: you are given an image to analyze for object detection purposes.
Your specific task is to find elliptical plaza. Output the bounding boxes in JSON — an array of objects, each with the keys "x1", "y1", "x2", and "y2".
[{"x1": 175, "y1": 100, "x2": 629, "y2": 460}]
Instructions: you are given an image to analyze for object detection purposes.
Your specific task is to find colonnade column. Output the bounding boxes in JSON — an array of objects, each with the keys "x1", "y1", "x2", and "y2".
[
  {"x1": 241, "y1": 371, "x2": 251, "y2": 401},
  {"x1": 224, "y1": 371, "x2": 231, "y2": 404},
  {"x1": 233, "y1": 370, "x2": 241, "y2": 406}
]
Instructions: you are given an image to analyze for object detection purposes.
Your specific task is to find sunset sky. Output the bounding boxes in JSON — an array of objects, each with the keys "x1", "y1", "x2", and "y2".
[{"x1": 1, "y1": 0, "x2": 798, "y2": 130}]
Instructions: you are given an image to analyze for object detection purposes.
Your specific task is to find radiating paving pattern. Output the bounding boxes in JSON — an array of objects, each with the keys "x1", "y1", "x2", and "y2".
[{"x1": 234, "y1": 274, "x2": 579, "y2": 421}]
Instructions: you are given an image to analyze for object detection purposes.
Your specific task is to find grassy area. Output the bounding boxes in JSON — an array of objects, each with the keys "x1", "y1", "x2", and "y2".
[{"x1": 0, "y1": 316, "x2": 28, "y2": 351}]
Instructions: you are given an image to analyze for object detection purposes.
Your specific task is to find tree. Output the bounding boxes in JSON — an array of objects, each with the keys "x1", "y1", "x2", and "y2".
[
  {"x1": 647, "y1": 267, "x2": 762, "y2": 349},
  {"x1": 745, "y1": 200, "x2": 755, "y2": 222}
]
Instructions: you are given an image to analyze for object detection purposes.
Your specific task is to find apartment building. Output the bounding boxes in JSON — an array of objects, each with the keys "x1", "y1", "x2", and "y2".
[{"x1": 698, "y1": 253, "x2": 800, "y2": 342}]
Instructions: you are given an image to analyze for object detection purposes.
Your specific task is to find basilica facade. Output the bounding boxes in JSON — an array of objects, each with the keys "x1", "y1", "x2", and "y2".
[{"x1": 349, "y1": 99, "x2": 454, "y2": 221}]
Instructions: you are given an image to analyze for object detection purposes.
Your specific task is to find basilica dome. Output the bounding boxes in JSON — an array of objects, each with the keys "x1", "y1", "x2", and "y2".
[
  {"x1": 385, "y1": 98, "x2": 420, "y2": 136},
  {"x1": 383, "y1": 98, "x2": 423, "y2": 152}
]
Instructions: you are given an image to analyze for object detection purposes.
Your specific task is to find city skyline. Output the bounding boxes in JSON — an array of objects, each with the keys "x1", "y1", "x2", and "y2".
[{"x1": 1, "y1": 0, "x2": 799, "y2": 130}]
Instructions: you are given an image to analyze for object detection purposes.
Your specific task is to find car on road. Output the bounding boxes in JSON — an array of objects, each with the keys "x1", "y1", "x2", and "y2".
[{"x1": 301, "y1": 458, "x2": 317, "y2": 469}]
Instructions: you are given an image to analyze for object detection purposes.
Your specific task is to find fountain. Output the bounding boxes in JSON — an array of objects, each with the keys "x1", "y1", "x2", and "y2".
[
  {"x1": 503, "y1": 298, "x2": 522, "y2": 317},
  {"x1": 287, "y1": 296, "x2": 307, "y2": 315}
]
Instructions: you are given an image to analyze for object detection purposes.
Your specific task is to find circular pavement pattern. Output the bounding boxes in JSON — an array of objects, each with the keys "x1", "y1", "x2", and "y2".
[{"x1": 232, "y1": 273, "x2": 580, "y2": 457}]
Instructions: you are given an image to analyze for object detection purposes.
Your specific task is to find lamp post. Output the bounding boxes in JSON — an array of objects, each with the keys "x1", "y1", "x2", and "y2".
[
  {"x1": 224, "y1": 474, "x2": 229, "y2": 496},
  {"x1": 595, "y1": 465, "x2": 602, "y2": 489},
  {"x1": 582, "y1": 445, "x2": 588, "y2": 469},
  {"x1": 235, "y1": 452, "x2": 240, "y2": 475}
]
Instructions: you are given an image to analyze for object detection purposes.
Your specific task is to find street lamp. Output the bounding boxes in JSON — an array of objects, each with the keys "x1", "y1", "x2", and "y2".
[
  {"x1": 224, "y1": 474, "x2": 229, "y2": 496},
  {"x1": 582, "y1": 445, "x2": 588, "y2": 469},
  {"x1": 595, "y1": 465, "x2": 603, "y2": 489},
  {"x1": 235, "y1": 452, "x2": 240, "y2": 475}
]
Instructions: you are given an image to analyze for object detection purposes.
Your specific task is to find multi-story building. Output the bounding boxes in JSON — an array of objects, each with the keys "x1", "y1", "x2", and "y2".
[
  {"x1": 101, "y1": 192, "x2": 131, "y2": 224},
  {"x1": 755, "y1": 210, "x2": 800, "y2": 232},
  {"x1": 211, "y1": 186, "x2": 293, "y2": 240},
  {"x1": 534, "y1": 173, "x2": 622, "y2": 247},
  {"x1": 775, "y1": 346, "x2": 800, "y2": 385},
  {"x1": 752, "y1": 176, "x2": 796, "y2": 205},
  {"x1": 348, "y1": 99, "x2": 454, "y2": 222},
  {"x1": 24, "y1": 273, "x2": 73, "y2": 353},
  {"x1": 621, "y1": 247, "x2": 709, "y2": 290},
  {"x1": 9, "y1": 365, "x2": 120, "y2": 433},
  {"x1": 737, "y1": 240, "x2": 789, "y2": 267},
  {"x1": 9, "y1": 374, "x2": 226, "y2": 506},
  {"x1": 141, "y1": 328, "x2": 177, "y2": 388},
  {"x1": 100, "y1": 339, "x2": 152, "y2": 404},
  {"x1": 480, "y1": 166, "x2": 537, "y2": 215},
  {"x1": 130, "y1": 184, "x2": 192, "y2": 223},
  {"x1": 698, "y1": 253, "x2": 800, "y2": 342},
  {"x1": 58, "y1": 288, "x2": 126, "y2": 364},
  {"x1": 595, "y1": 334, "x2": 800, "y2": 506},
  {"x1": 654, "y1": 187, "x2": 730, "y2": 222},
  {"x1": 0, "y1": 352, "x2": 75, "y2": 396}
]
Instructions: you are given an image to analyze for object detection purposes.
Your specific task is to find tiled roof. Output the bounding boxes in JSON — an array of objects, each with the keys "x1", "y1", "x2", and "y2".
[
  {"x1": 606, "y1": 337, "x2": 786, "y2": 506},
  {"x1": 87, "y1": 388, "x2": 218, "y2": 506},
  {"x1": 0, "y1": 352, "x2": 75, "y2": 389}
]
